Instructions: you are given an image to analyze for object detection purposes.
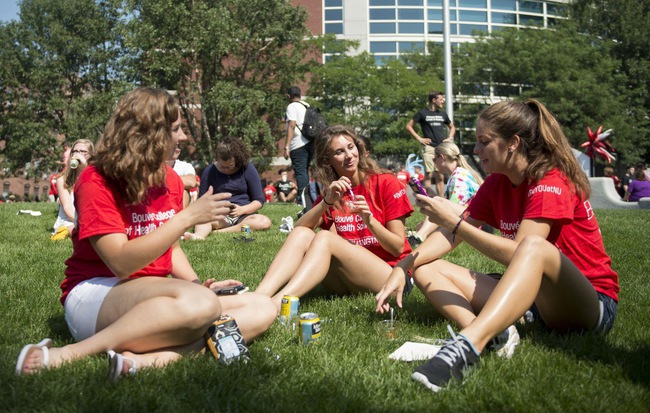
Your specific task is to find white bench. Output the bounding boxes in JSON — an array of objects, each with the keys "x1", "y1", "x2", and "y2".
[{"x1": 588, "y1": 177, "x2": 650, "y2": 209}]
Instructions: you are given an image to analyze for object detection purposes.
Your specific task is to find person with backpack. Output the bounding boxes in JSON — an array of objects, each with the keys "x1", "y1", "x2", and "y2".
[{"x1": 284, "y1": 86, "x2": 315, "y2": 204}]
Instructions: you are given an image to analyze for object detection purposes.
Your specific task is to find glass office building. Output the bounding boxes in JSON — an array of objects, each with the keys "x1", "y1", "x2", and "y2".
[{"x1": 323, "y1": 0, "x2": 569, "y2": 66}]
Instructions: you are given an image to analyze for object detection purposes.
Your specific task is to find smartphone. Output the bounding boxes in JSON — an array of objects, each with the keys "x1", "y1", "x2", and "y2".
[
  {"x1": 214, "y1": 285, "x2": 248, "y2": 295},
  {"x1": 408, "y1": 176, "x2": 428, "y2": 197}
]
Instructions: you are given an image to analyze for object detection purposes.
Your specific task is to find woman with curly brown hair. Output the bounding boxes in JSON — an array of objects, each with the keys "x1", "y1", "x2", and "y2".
[
  {"x1": 184, "y1": 137, "x2": 271, "y2": 240},
  {"x1": 16, "y1": 88, "x2": 275, "y2": 379},
  {"x1": 255, "y1": 125, "x2": 413, "y2": 310}
]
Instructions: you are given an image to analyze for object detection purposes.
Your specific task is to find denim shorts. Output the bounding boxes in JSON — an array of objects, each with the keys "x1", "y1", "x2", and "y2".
[{"x1": 526, "y1": 292, "x2": 617, "y2": 334}]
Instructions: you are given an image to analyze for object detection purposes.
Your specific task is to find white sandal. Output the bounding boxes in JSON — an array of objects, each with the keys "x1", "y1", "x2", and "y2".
[
  {"x1": 15, "y1": 338, "x2": 53, "y2": 375},
  {"x1": 107, "y1": 350, "x2": 137, "y2": 382}
]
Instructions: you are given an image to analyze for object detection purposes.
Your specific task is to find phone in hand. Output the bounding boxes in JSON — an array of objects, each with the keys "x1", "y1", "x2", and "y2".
[
  {"x1": 408, "y1": 176, "x2": 428, "y2": 197},
  {"x1": 214, "y1": 285, "x2": 248, "y2": 295}
]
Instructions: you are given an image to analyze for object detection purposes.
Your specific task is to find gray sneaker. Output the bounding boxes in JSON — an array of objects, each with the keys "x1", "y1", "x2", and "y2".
[{"x1": 487, "y1": 325, "x2": 520, "y2": 358}]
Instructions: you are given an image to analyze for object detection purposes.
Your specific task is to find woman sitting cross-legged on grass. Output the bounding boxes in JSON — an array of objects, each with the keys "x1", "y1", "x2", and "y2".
[
  {"x1": 255, "y1": 124, "x2": 414, "y2": 310},
  {"x1": 183, "y1": 137, "x2": 271, "y2": 240},
  {"x1": 375, "y1": 99, "x2": 620, "y2": 392},
  {"x1": 15, "y1": 88, "x2": 275, "y2": 379}
]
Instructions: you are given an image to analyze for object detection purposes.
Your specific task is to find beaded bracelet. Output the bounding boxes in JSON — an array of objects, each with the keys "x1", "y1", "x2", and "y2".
[{"x1": 450, "y1": 216, "x2": 464, "y2": 244}]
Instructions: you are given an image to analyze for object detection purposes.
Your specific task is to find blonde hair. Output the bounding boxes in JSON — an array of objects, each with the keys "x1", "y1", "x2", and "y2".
[
  {"x1": 61, "y1": 139, "x2": 95, "y2": 190},
  {"x1": 434, "y1": 142, "x2": 484, "y2": 185},
  {"x1": 92, "y1": 88, "x2": 178, "y2": 204},
  {"x1": 478, "y1": 99, "x2": 590, "y2": 199}
]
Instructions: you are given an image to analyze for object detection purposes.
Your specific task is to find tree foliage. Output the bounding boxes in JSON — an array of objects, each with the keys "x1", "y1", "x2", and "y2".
[{"x1": 126, "y1": 0, "x2": 316, "y2": 165}]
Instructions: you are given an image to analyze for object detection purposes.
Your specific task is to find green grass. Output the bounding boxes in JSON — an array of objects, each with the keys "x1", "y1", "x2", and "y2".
[{"x1": 1, "y1": 202, "x2": 649, "y2": 412}]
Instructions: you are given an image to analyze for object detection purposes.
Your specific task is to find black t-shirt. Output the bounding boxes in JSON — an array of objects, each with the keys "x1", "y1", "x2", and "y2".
[
  {"x1": 412, "y1": 108, "x2": 452, "y2": 147},
  {"x1": 275, "y1": 180, "x2": 295, "y2": 196}
]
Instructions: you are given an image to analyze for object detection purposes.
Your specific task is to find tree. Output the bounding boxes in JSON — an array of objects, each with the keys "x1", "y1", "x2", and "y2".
[
  {"x1": 0, "y1": 0, "x2": 130, "y2": 177},
  {"x1": 452, "y1": 23, "x2": 646, "y2": 166},
  {"x1": 125, "y1": 0, "x2": 316, "y2": 166},
  {"x1": 308, "y1": 38, "x2": 443, "y2": 158}
]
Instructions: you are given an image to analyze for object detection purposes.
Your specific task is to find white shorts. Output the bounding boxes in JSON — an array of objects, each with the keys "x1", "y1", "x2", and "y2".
[{"x1": 64, "y1": 277, "x2": 120, "y2": 342}]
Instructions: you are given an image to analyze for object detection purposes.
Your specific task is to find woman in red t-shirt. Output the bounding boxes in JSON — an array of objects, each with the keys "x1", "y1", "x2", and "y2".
[
  {"x1": 376, "y1": 99, "x2": 619, "y2": 392},
  {"x1": 16, "y1": 88, "x2": 275, "y2": 379},
  {"x1": 255, "y1": 125, "x2": 413, "y2": 310}
]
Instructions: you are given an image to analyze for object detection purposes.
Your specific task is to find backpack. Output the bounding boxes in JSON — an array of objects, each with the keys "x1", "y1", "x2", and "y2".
[{"x1": 297, "y1": 102, "x2": 327, "y2": 141}]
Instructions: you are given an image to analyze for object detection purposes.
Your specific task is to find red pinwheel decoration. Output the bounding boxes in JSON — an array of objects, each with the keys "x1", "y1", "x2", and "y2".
[{"x1": 581, "y1": 125, "x2": 616, "y2": 164}]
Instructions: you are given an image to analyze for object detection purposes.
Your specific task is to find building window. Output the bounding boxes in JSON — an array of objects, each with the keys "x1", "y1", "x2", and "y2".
[
  {"x1": 370, "y1": 22, "x2": 397, "y2": 33},
  {"x1": 370, "y1": 41, "x2": 398, "y2": 53},
  {"x1": 428, "y1": 8, "x2": 443, "y2": 20},
  {"x1": 519, "y1": 14, "x2": 544, "y2": 26},
  {"x1": 547, "y1": 3, "x2": 567, "y2": 17},
  {"x1": 459, "y1": 24, "x2": 487, "y2": 35},
  {"x1": 398, "y1": 0, "x2": 423, "y2": 6},
  {"x1": 399, "y1": 22, "x2": 425, "y2": 33},
  {"x1": 492, "y1": 0, "x2": 516, "y2": 11},
  {"x1": 370, "y1": 0, "x2": 395, "y2": 5},
  {"x1": 324, "y1": 0, "x2": 342, "y2": 7},
  {"x1": 325, "y1": 23, "x2": 344, "y2": 34},
  {"x1": 398, "y1": 8, "x2": 424, "y2": 20},
  {"x1": 399, "y1": 41, "x2": 425, "y2": 52},
  {"x1": 370, "y1": 8, "x2": 396, "y2": 20},
  {"x1": 458, "y1": 0, "x2": 486, "y2": 7},
  {"x1": 492, "y1": 12, "x2": 516, "y2": 24},
  {"x1": 325, "y1": 9, "x2": 343, "y2": 20},
  {"x1": 459, "y1": 10, "x2": 487, "y2": 22},
  {"x1": 519, "y1": 1, "x2": 543, "y2": 14}
]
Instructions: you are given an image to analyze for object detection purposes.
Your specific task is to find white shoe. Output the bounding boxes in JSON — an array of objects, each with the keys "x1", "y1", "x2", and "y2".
[{"x1": 488, "y1": 325, "x2": 520, "y2": 358}]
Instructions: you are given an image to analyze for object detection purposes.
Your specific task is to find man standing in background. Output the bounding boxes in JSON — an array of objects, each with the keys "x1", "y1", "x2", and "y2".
[
  {"x1": 284, "y1": 86, "x2": 313, "y2": 204},
  {"x1": 406, "y1": 91, "x2": 456, "y2": 197}
]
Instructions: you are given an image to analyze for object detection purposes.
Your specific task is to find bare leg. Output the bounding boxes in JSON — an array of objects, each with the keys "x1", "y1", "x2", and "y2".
[
  {"x1": 461, "y1": 235, "x2": 600, "y2": 352},
  {"x1": 213, "y1": 214, "x2": 272, "y2": 233},
  {"x1": 218, "y1": 292, "x2": 277, "y2": 341},
  {"x1": 255, "y1": 227, "x2": 316, "y2": 296},
  {"x1": 18, "y1": 278, "x2": 221, "y2": 374},
  {"x1": 271, "y1": 230, "x2": 393, "y2": 309},
  {"x1": 434, "y1": 171, "x2": 445, "y2": 198},
  {"x1": 414, "y1": 259, "x2": 498, "y2": 329}
]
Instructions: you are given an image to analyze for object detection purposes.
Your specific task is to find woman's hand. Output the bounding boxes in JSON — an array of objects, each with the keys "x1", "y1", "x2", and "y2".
[
  {"x1": 375, "y1": 267, "x2": 407, "y2": 314},
  {"x1": 350, "y1": 195, "x2": 373, "y2": 222},
  {"x1": 228, "y1": 204, "x2": 243, "y2": 219},
  {"x1": 185, "y1": 186, "x2": 232, "y2": 226},
  {"x1": 323, "y1": 176, "x2": 352, "y2": 205},
  {"x1": 415, "y1": 195, "x2": 458, "y2": 230},
  {"x1": 203, "y1": 278, "x2": 244, "y2": 291}
]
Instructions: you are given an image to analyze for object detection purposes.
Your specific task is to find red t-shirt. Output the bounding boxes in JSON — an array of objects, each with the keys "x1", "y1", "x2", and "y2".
[
  {"x1": 263, "y1": 184, "x2": 277, "y2": 202},
  {"x1": 396, "y1": 171, "x2": 410, "y2": 187},
  {"x1": 60, "y1": 165, "x2": 184, "y2": 305},
  {"x1": 49, "y1": 174, "x2": 58, "y2": 196},
  {"x1": 317, "y1": 173, "x2": 413, "y2": 266},
  {"x1": 468, "y1": 169, "x2": 619, "y2": 301}
]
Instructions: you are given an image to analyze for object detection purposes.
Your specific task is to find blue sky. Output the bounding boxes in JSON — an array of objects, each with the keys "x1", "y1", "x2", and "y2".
[{"x1": 0, "y1": 0, "x2": 21, "y2": 23}]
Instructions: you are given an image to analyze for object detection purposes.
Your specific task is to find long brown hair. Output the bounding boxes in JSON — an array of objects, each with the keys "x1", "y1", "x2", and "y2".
[
  {"x1": 478, "y1": 99, "x2": 590, "y2": 199},
  {"x1": 92, "y1": 88, "x2": 178, "y2": 204},
  {"x1": 61, "y1": 139, "x2": 95, "y2": 190},
  {"x1": 313, "y1": 125, "x2": 384, "y2": 189}
]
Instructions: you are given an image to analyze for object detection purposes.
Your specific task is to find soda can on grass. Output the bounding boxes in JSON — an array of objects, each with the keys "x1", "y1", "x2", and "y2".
[
  {"x1": 299, "y1": 312, "x2": 321, "y2": 345},
  {"x1": 241, "y1": 224, "x2": 251, "y2": 238},
  {"x1": 280, "y1": 295, "x2": 300, "y2": 326}
]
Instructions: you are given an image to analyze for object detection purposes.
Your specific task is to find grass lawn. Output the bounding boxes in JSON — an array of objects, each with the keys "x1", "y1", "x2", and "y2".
[{"x1": 1, "y1": 201, "x2": 648, "y2": 412}]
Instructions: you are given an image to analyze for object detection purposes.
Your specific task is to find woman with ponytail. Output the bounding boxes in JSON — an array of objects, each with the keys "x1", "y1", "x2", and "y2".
[
  {"x1": 376, "y1": 99, "x2": 619, "y2": 392},
  {"x1": 408, "y1": 141, "x2": 483, "y2": 246}
]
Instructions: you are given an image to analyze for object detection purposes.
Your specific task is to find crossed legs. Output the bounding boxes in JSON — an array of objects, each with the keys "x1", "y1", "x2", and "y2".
[{"x1": 414, "y1": 235, "x2": 600, "y2": 352}]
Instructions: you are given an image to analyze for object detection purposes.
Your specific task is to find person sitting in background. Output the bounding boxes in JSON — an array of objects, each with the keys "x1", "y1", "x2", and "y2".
[
  {"x1": 16, "y1": 87, "x2": 274, "y2": 379},
  {"x1": 262, "y1": 178, "x2": 277, "y2": 203},
  {"x1": 396, "y1": 164, "x2": 410, "y2": 188},
  {"x1": 274, "y1": 168, "x2": 298, "y2": 203},
  {"x1": 184, "y1": 137, "x2": 272, "y2": 240},
  {"x1": 603, "y1": 166, "x2": 622, "y2": 199},
  {"x1": 255, "y1": 125, "x2": 413, "y2": 310},
  {"x1": 407, "y1": 142, "x2": 483, "y2": 248},
  {"x1": 624, "y1": 168, "x2": 650, "y2": 202},
  {"x1": 620, "y1": 165, "x2": 635, "y2": 198},
  {"x1": 166, "y1": 145, "x2": 197, "y2": 208},
  {"x1": 48, "y1": 172, "x2": 59, "y2": 203},
  {"x1": 51, "y1": 139, "x2": 95, "y2": 241}
]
